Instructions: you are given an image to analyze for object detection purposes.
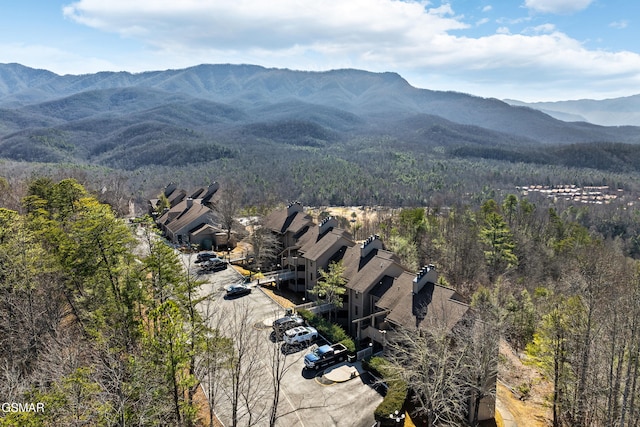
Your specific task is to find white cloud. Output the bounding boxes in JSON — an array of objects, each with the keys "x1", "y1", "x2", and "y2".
[
  {"x1": 55, "y1": 0, "x2": 640, "y2": 101},
  {"x1": 64, "y1": 0, "x2": 467, "y2": 52},
  {"x1": 482, "y1": 5, "x2": 493, "y2": 13},
  {"x1": 476, "y1": 18, "x2": 490, "y2": 26},
  {"x1": 497, "y1": 16, "x2": 531, "y2": 25},
  {"x1": 524, "y1": 23, "x2": 557, "y2": 34},
  {"x1": 427, "y1": 3, "x2": 455, "y2": 17},
  {"x1": 609, "y1": 20, "x2": 629, "y2": 29},
  {"x1": 0, "y1": 42, "x2": 116, "y2": 75},
  {"x1": 524, "y1": 0, "x2": 594, "y2": 14}
]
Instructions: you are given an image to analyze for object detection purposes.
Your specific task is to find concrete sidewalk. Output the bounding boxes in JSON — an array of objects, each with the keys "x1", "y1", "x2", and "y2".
[
  {"x1": 495, "y1": 398, "x2": 517, "y2": 427},
  {"x1": 323, "y1": 362, "x2": 363, "y2": 383}
]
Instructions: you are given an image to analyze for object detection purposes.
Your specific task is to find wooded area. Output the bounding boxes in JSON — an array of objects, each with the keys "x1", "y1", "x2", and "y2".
[
  {"x1": 2, "y1": 174, "x2": 640, "y2": 426},
  {"x1": 0, "y1": 178, "x2": 228, "y2": 426},
  {"x1": 369, "y1": 199, "x2": 640, "y2": 427}
]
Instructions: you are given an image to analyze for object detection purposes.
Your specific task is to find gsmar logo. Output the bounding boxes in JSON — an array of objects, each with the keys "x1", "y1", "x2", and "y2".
[{"x1": 1, "y1": 402, "x2": 45, "y2": 413}]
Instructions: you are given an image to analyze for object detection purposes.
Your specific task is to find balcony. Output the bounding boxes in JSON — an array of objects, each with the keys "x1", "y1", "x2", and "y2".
[{"x1": 362, "y1": 326, "x2": 389, "y2": 346}]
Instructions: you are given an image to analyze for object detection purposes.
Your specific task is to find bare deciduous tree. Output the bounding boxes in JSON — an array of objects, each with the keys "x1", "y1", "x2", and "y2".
[
  {"x1": 249, "y1": 218, "x2": 281, "y2": 270},
  {"x1": 264, "y1": 309, "x2": 314, "y2": 427},
  {"x1": 385, "y1": 320, "x2": 470, "y2": 426},
  {"x1": 215, "y1": 184, "x2": 244, "y2": 247},
  {"x1": 221, "y1": 300, "x2": 269, "y2": 427},
  {"x1": 196, "y1": 298, "x2": 233, "y2": 427}
]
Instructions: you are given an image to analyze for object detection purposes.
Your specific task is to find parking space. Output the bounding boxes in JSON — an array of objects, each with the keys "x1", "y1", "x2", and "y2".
[{"x1": 189, "y1": 256, "x2": 383, "y2": 427}]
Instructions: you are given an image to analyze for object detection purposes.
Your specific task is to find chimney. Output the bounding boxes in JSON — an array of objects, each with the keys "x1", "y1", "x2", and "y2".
[
  {"x1": 413, "y1": 264, "x2": 437, "y2": 294},
  {"x1": 318, "y1": 216, "x2": 338, "y2": 235},
  {"x1": 286, "y1": 201, "x2": 303, "y2": 216},
  {"x1": 186, "y1": 197, "x2": 193, "y2": 208},
  {"x1": 360, "y1": 234, "x2": 382, "y2": 259}
]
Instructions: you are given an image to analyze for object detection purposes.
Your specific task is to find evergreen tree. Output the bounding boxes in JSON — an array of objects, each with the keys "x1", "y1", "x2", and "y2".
[
  {"x1": 309, "y1": 261, "x2": 347, "y2": 322},
  {"x1": 479, "y1": 210, "x2": 518, "y2": 282}
]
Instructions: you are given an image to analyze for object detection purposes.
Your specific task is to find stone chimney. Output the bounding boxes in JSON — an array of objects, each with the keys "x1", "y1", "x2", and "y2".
[
  {"x1": 186, "y1": 197, "x2": 193, "y2": 208},
  {"x1": 318, "y1": 216, "x2": 338, "y2": 235},
  {"x1": 286, "y1": 201, "x2": 303, "y2": 216},
  {"x1": 360, "y1": 234, "x2": 383, "y2": 259},
  {"x1": 412, "y1": 264, "x2": 437, "y2": 294}
]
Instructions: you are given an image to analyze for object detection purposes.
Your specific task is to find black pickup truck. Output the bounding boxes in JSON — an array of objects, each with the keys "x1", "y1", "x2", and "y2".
[{"x1": 303, "y1": 343, "x2": 348, "y2": 370}]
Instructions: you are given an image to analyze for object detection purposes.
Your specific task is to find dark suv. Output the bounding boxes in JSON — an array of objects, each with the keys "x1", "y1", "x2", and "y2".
[
  {"x1": 200, "y1": 258, "x2": 227, "y2": 272},
  {"x1": 195, "y1": 252, "x2": 217, "y2": 263},
  {"x1": 272, "y1": 315, "x2": 304, "y2": 339}
]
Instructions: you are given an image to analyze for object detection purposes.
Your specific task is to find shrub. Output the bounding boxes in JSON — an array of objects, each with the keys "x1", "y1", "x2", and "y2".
[
  {"x1": 297, "y1": 309, "x2": 314, "y2": 322},
  {"x1": 363, "y1": 356, "x2": 389, "y2": 378},
  {"x1": 363, "y1": 356, "x2": 408, "y2": 425},
  {"x1": 374, "y1": 379, "x2": 408, "y2": 424},
  {"x1": 297, "y1": 309, "x2": 356, "y2": 352},
  {"x1": 517, "y1": 382, "x2": 531, "y2": 400}
]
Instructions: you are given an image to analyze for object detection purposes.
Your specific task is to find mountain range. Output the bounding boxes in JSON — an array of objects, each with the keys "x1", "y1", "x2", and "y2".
[
  {"x1": 505, "y1": 95, "x2": 640, "y2": 127},
  {"x1": 1, "y1": 62, "x2": 640, "y2": 181}
]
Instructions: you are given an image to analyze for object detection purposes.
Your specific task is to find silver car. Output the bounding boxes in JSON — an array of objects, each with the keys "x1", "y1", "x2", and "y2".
[{"x1": 283, "y1": 326, "x2": 318, "y2": 345}]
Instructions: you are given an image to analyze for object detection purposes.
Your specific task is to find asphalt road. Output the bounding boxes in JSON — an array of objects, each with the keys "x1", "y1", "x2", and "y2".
[{"x1": 190, "y1": 259, "x2": 383, "y2": 427}]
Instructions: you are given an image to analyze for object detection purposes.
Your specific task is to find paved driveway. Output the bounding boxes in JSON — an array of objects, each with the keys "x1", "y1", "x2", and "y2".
[{"x1": 191, "y1": 261, "x2": 383, "y2": 427}]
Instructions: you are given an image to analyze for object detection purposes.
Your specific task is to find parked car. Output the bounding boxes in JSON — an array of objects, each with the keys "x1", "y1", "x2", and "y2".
[
  {"x1": 283, "y1": 326, "x2": 318, "y2": 345},
  {"x1": 272, "y1": 314, "x2": 305, "y2": 335},
  {"x1": 226, "y1": 283, "x2": 251, "y2": 297},
  {"x1": 201, "y1": 258, "x2": 228, "y2": 272},
  {"x1": 304, "y1": 343, "x2": 348, "y2": 370},
  {"x1": 195, "y1": 252, "x2": 217, "y2": 263}
]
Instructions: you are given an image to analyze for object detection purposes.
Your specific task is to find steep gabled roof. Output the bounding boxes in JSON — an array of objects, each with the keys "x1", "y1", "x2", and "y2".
[
  {"x1": 369, "y1": 275, "x2": 395, "y2": 298},
  {"x1": 300, "y1": 228, "x2": 354, "y2": 261},
  {"x1": 376, "y1": 271, "x2": 417, "y2": 313},
  {"x1": 264, "y1": 206, "x2": 314, "y2": 235},
  {"x1": 189, "y1": 222, "x2": 224, "y2": 236},
  {"x1": 165, "y1": 200, "x2": 213, "y2": 235},
  {"x1": 167, "y1": 189, "x2": 186, "y2": 207},
  {"x1": 342, "y1": 244, "x2": 402, "y2": 294},
  {"x1": 377, "y1": 272, "x2": 469, "y2": 331},
  {"x1": 157, "y1": 201, "x2": 184, "y2": 226},
  {"x1": 201, "y1": 182, "x2": 221, "y2": 205},
  {"x1": 296, "y1": 225, "x2": 320, "y2": 252}
]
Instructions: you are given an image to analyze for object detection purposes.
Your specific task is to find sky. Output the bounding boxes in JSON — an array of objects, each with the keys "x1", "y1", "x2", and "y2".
[{"x1": 1, "y1": 0, "x2": 639, "y2": 102}]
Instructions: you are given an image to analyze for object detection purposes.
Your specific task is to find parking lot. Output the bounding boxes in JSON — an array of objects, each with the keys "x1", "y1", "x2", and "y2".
[{"x1": 189, "y1": 258, "x2": 383, "y2": 427}]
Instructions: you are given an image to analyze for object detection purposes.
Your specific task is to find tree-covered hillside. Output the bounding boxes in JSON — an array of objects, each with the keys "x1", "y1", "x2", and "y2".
[
  {"x1": 2, "y1": 63, "x2": 640, "y2": 209},
  {"x1": 0, "y1": 179, "x2": 224, "y2": 426}
]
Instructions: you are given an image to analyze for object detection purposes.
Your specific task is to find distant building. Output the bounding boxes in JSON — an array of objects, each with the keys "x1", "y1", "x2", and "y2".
[{"x1": 152, "y1": 182, "x2": 234, "y2": 250}]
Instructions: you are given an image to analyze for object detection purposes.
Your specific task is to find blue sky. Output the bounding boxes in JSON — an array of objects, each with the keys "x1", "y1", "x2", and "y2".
[{"x1": 1, "y1": 0, "x2": 639, "y2": 101}]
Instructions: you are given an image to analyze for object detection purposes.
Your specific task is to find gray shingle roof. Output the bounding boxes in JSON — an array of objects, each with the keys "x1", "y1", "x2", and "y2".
[
  {"x1": 164, "y1": 200, "x2": 213, "y2": 235},
  {"x1": 377, "y1": 272, "x2": 469, "y2": 331},
  {"x1": 301, "y1": 229, "x2": 353, "y2": 261},
  {"x1": 264, "y1": 207, "x2": 314, "y2": 235},
  {"x1": 342, "y1": 245, "x2": 402, "y2": 294}
]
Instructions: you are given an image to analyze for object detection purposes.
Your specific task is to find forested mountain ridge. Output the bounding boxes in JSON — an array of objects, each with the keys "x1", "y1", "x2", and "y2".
[
  {"x1": 3, "y1": 63, "x2": 640, "y2": 208},
  {"x1": 506, "y1": 94, "x2": 640, "y2": 126},
  {"x1": 2, "y1": 63, "x2": 639, "y2": 146}
]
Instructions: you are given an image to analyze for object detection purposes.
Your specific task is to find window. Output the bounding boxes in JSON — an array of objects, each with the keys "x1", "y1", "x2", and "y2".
[{"x1": 355, "y1": 305, "x2": 359, "y2": 316}]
